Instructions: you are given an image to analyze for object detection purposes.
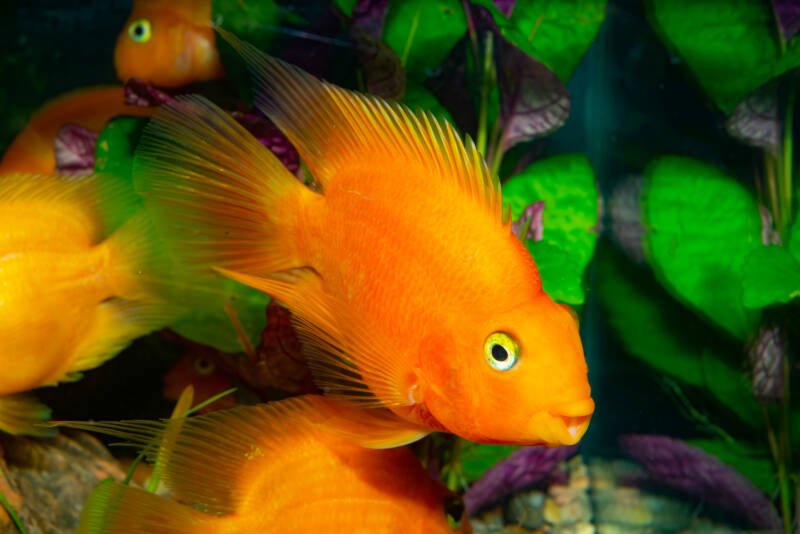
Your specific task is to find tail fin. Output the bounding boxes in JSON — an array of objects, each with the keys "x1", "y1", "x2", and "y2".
[
  {"x1": 0, "y1": 393, "x2": 54, "y2": 437},
  {"x1": 132, "y1": 95, "x2": 315, "y2": 283},
  {"x1": 78, "y1": 480, "x2": 211, "y2": 534}
]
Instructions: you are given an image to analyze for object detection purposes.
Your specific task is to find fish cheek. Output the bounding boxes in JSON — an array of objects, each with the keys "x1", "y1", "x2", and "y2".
[{"x1": 416, "y1": 332, "x2": 471, "y2": 428}]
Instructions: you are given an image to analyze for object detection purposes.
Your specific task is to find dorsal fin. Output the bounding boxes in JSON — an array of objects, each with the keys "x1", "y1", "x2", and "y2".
[{"x1": 216, "y1": 28, "x2": 504, "y2": 223}]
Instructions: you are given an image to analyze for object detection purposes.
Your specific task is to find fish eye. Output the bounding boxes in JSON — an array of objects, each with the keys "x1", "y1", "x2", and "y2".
[
  {"x1": 484, "y1": 332, "x2": 519, "y2": 371},
  {"x1": 127, "y1": 18, "x2": 152, "y2": 43},
  {"x1": 193, "y1": 357, "x2": 215, "y2": 376}
]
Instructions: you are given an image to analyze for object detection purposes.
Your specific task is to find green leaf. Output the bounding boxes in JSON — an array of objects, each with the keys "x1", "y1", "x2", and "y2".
[
  {"x1": 383, "y1": 0, "x2": 467, "y2": 82},
  {"x1": 404, "y1": 82, "x2": 455, "y2": 125},
  {"x1": 505, "y1": 0, "x2": 607, "y2": 82},
  {"x1": 643, "y1": 156, "x2": 762, "y2": 339},
  {"x1": 502, "y1": 154, "x2": 599, "y2": 304},
  {"x1": 94, "y1": 116, "x2": 150, "y2": 231},
  {"x1": 789, "y1": 214, "x2": 800, "y2": 262},
  {"x1": 169, "y1": 277, "x2": 270, "y2": 354},
  {"x1": 688, "y1": 439, "x2": 776, "y2": 494},
  {"x1": 742, "y1": 246, "x2": 800, "y2": 308},
  {"x1": 333, "y1": 0, "x2": 357, "y2": 17},
  {"x1": 460, "y1": 442, "x2": 518, "y2": 483},
  {"x1": 647, "y1": 0, "x2": 800, "y2": 112},
  {"x1": 597, "y1": 247, "x2": 762, "y2": 428}
]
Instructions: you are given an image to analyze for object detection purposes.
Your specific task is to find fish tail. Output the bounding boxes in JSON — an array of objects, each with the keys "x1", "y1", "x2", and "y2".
[
  {"x1": 78, "y1": 480, "x2": 212, "y2": 534},
  {"x1": 0, "y1": 393, "x2": 55, "y2": 437},
  {"x1": 133, "y1": 95, "x2": 315, "y2": 287}
]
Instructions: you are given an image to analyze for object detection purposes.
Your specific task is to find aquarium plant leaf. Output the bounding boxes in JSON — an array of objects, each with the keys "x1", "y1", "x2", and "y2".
[
  {"x1": 54, "y1": 123, "x2": 97, "y2": 175},
  {"x1": 502, "y1": 154, "x2": 598, "y2": 304},
  {"x1": 212, "y1": 0, "x2": 300, "y2": 45},
  {"x1": 597, "y1": 247, "x2": 762, "y2": 428},
  {"x1": 724, "y1": 83, "x2": 779, "y2": 154},
  {"x1": 352, "y1": 0, "x2": 389, "y2": 37},
  {"x1": 511, "y1": 201, "x2": 544, "y2": 241},
  {"x1": 124, "y1": 78, "x2": 173, "y2": 107},
  {"x1": 620, "y1": 435, "x2": 781, "y2": 531},
  {"x1": 788, "y1": 213, "x2": 800, "y2": 261},
  {"x1": 94, "y1": 116, "x2": 149, "y2": 230},
  {"x1": 492, "y1": 0, "x2": 516, "y2": 17},
  {"x1": 771, "y1": 0, "x2": 800, "y2": 41},
  {"x1": 642, "y1": 156, "x2": 762, "y2": 339},
  {"x1": 608, "y1": 175, "x2": 645, "y2": 264},
  {"x1": 423, "y1": 34, "x2": 477, "y2": 135},
  {"x1": 230, "y1": 111, "x2": 301, "y2": 176},
  {"x1": 335, "y1": 0, "x2": 358, "y2": 17},
  {"x1": 473, "y1": 6, "x2": 569, "y2": 152},
  {"x1": 463, "y1": 444, "x2": 577, "y2": 515},
  {"x1": 383, "y1": 0, "x2": 467, "y2": 82},
  {"x1": 168, "y1": 276, "x2": 270, "y2": 355},
  {"x1": 404, "y1": 83, "x2": 455, "y2": 125},
  {"x1": 503, "y1": 0, "x2": 607, "y2": 83},
  {"x1": 742, "y1": 245, "x2": 800, "y2": 308},
  {"x1": 350, "y1": 26, "x2": 406, "y2": 100},
  {"x1": 647, "y1": 0, "x2": 800, "y2": 113},
  {"x1": 460, "y1": 443, "x2": 518, "y2": 488},
  {"x1": 688, "y1": 438, "x2": 777, "y2": 495},
  {"x1": 747, "y1": 323, "x2": 787, "y2": 402}
]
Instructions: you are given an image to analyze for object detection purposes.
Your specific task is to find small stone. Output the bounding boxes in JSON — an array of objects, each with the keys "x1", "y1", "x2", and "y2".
[{"x1": 505, "y1": 490, "x2": 546, "y2": 528}]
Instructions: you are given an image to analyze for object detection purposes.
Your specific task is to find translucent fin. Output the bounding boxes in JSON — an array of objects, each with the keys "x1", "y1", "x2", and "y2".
[
  {"x1": 59, "y1": 395, "x2": 426, "y2": 517},
  {"x1": 217, "y1": 267, "x2": 413, "y2": 410},
  {"x1": 68, "y1": 299, "x2": 176, "y2": 376},
  {"x1": 77, "y1": 479, "x2": 211, "y2": 534},
  {"x1": 217, "y1": 28, "x2": 503, "y2": 223},
  {"x1": 133, "y1": 94, "x2": 314, "y2": 281},
  {"x1": 0, "y1": 393, "x2": 54, "y2": 437}
]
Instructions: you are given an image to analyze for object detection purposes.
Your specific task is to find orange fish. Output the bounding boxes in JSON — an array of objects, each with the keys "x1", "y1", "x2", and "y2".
[
  {"x1": 132, "y1": 30, "x2": 594, "y2": 447},
  {"x1": 76, "y1": 396, "x2": 467, "y2": 533},
  {"x1": 115, "y1": 0, "x2": 224, "y2": 88},
  {"x1": 0, "y1": 86, "x2": 154, "y2": 174},
  {"x1": 162, "y1": 349, "x2": 237, "y2": 414},
  {"x1": 0, "y1": 173, "x2": 176, "y2": 435}
]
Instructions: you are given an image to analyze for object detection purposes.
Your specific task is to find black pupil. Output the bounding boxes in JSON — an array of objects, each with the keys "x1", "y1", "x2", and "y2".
[
  {"x1": 134, "y1": 23, "x2": 144, "y2": 37},
  {"x1": 491, "y1": 343, "x2": 508, "y2": 362}
]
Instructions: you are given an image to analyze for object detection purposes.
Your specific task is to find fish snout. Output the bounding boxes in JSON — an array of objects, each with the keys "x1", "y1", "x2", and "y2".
[{"x1": 547, "y1": 397, "x2": 594, "y2": 445}]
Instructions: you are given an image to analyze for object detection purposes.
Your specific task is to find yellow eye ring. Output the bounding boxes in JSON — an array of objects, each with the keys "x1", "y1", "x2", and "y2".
[
  {"x1": 193, "y1": 357, "x2": 215, "y2": 376},
  {"x1": 127, "y1": 18, "x2": 152, "y2": 43},
  {"x1": 484, "y1": 332, "x2": 519, "y2": 371}
]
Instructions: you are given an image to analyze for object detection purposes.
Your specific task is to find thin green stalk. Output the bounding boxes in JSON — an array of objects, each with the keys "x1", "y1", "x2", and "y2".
[
  {"x1": 475, "y1": 31, "x2": 494, "y2": 157},
  {"x1": 779, "y1": 91, "x2": 794, "y2": 238},
  {"x1": 765, "y1": 151, "x2": 781, "y2": 233},
  {"x1": 0, "y1": 490, "x2": 26, "y2": 534},
  {"x1": 778, "y1": 350, "x2": 793, "y2": 534}
]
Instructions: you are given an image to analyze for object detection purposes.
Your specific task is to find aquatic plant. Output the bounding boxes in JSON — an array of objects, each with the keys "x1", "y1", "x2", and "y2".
[{"x1": 602, "y1": 1, "x2": 800, "y2": 531}]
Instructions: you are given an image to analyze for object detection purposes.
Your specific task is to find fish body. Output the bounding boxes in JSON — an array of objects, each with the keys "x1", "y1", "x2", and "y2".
[
  {"x1": 133, "y1": 31, "x2": 593, "y2": 446},
  {"x1": 77, "y1": 396, "x2": 463, "y2": 533},
  {"x1": 115, "y1": 0, "x2": 224, "y2": 88},
  {"x1": 0, "y1": 86, "x2": 154, "y2": 174},
  {"x1": 0, "y1": 173, "x2": 174, "y2": 435}
]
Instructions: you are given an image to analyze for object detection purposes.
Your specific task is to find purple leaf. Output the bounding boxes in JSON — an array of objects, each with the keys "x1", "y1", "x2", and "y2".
[
  {"x1": 493, "y1": 0, "x2": 516, "y2": 17},
  {"x1": 54, "y1": 124, "x2": 98, "y2": 174},
  {"x1": 425, "y1": 35, "x2": 477, "y2": 136},
  {"x1": 351, "y1": 27, "x2": 406, "y2": 100},
  {"x1": 353, "y1": 0, "x2": 389, "y2": 37},
  {"x1": 124, "y1": 78, "x2": 174, "y2": 107},
  {"x1": 511, "y1": 201, "x2": 544, "y2": 241},
  {"x1": 620, "y1": 435, "x2": 782, "y2": 531},
  {"x1": 771, "y1": 0, "x2": 800, "y2": 41},
  {"x1": 473, "y1": 5, "x2": 570, "y2": 151},
  {"x1": 725, "y1": 83, "x2": 779, "y2": 154},
  {"x1": 230, "y1": 111, "x2": 300, "y2": 176},
  {"x1": 748, "y1": 323, "x2": 788, "y2": 402},
  {"x1": 464, "y1": 445, "x2": 577, "y2": 515}
]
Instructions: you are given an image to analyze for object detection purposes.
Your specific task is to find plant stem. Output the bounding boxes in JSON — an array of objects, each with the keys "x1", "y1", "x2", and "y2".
[
  {"x1": 0, "y1": 490, "x2": 26, "y2": 534},
  {"x1": 476, "y1": 31, "x2": 494, "y2": 158},
  {"x1": 779, "y1": 91, "x2": 794, "y2": 238},
  {"x1": 778, "y1": 346, "x2": 793, "y2": 534}
]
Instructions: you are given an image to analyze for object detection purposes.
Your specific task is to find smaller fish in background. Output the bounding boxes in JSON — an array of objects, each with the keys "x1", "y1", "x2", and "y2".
[
  {"x1": 0, "y1": 173, "x2": 179, "y2": 436},
  {"x1": 75, "y1": 396, "x2": 469, "y2": 533},
  {"x1": 161, "y1": 340, "x2": 237, "y2": 415},
  {"x1": 0, "y1": 86, "x2": 154, "y2": 174},
  {"x1": 115, "y1": 0, "x2": 224, "y2": 88}
]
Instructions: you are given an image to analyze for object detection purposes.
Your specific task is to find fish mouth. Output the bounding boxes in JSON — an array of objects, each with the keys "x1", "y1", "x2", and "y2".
[{"x1": 528, "y1": 398, "x2": 594, "y2": 446}]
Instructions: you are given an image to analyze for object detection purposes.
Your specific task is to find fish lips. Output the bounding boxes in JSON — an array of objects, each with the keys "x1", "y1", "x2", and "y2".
[{"x1": 530, "y1": 397, "x2": 595, "y2": 446}]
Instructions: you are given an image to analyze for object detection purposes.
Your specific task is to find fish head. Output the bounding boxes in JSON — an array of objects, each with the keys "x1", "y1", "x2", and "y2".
[
  {"x1": 417, "y1": 295, "x2": 593, "y2": 446},
  {"x1": 114, "y1": 2, "x2": 222, "y2": 88}
]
